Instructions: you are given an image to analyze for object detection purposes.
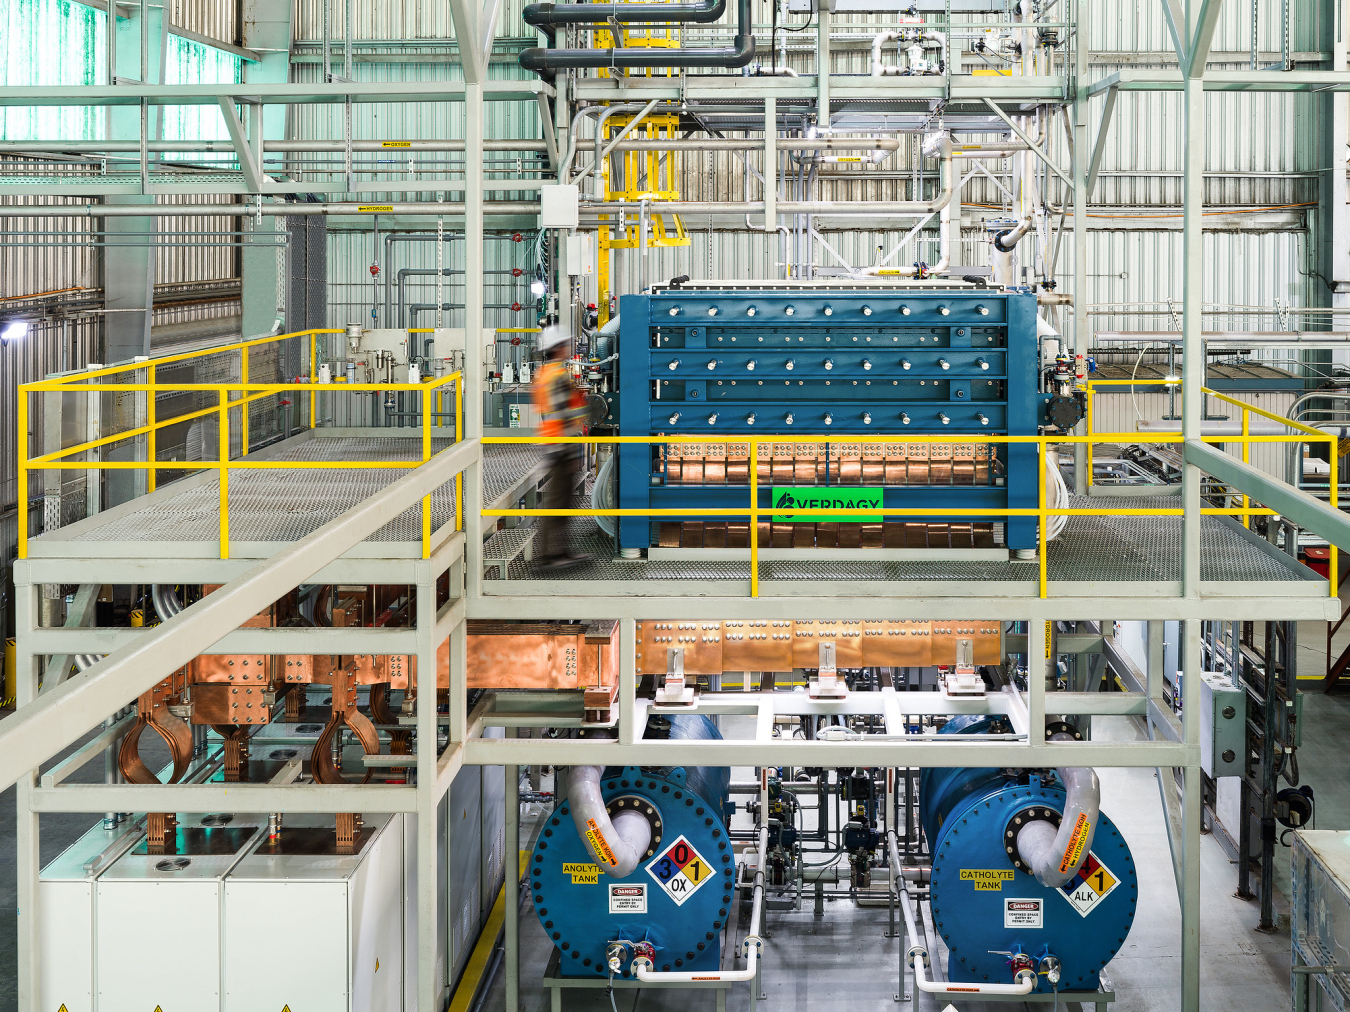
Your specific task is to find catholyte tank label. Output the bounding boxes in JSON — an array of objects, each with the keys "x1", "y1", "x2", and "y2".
[
  {"x1": 959, "y1": 868, "x2": 1015, "y2": 891},
  {"x1": 645, "y1": 835, "x2": 714, "y2": 906},
  {"x1": 1057, "y1": 852, "x2": 1119, "y2": 916}
]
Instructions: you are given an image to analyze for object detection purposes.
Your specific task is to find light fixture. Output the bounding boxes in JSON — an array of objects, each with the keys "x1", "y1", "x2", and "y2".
[
  {"x1": 1, "y1": 320, "x2": 28, "y2": 343},
  {"x1": 530, "y1": 279, "x2": 547, "y2": 297}
]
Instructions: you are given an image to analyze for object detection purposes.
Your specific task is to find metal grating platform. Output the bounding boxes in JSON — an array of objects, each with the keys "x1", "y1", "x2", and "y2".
[
  {"x1": 32, "y1": 436, "x2": 546, "y2": 559},
  {"x1": 498, "y1": 495, "x2": 1322, "y2": 596}
]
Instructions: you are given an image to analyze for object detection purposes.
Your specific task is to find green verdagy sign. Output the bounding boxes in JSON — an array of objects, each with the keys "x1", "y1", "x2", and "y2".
[{"x1": 770, "y1": 487, "x2": 883, "y2": 522}]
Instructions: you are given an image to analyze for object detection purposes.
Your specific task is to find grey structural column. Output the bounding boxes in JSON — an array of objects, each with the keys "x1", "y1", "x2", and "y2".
[
  {"x1": 463, "y1": 81, "x2": 487, "y2": 599},
  {"x1": 1072, "y1": 0, "x2": 1090, "y2": 495},
  {"x1": 417, "y1": 567, "x2": 440, "y2": 1012},
  {"x1": 505, "y1": 763, "x2": 521, "y2": 1012},
  {"x1": 14, "y1": 575, "x2": 41, "y2": 1010},
  {"x1": 240, "y1": 1, "x2": 293, "y2": 338},
  {"x1": 1180, "y1": 617, "x2": 1203, "y2": 1012}
]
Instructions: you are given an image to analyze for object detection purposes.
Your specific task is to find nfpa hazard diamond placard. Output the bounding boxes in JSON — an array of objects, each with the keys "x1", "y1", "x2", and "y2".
[
  {"x1": 1057, "y1": 851, "x2": 1120, "y2": 917},
  {"x1": 645, "y1": 835, "x2": 714, "y2": 906}
]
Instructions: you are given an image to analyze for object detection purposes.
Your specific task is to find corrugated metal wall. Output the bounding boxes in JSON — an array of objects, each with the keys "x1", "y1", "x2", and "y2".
[{"x1": 169, "y1": 0, "x2": 237, "y2": 45}]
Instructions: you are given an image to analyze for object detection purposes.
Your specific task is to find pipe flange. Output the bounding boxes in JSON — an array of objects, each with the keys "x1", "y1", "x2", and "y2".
[
  {"x1": 1003, "y1": 806, "x2": 1061, "y2": 875},
  {"x1": 606, "y1": 795, "x2": 664, "y2": 858},
  {"x1": 1044, "y1": 719, "x2": 1083, "y2": 741}
]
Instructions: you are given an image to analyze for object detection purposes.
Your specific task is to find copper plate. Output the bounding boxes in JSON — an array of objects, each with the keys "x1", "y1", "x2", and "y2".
[
  {"x1": 727, "y1": 522, "x2": 750, "y2": 548},
  {"x1": 704, "y1": 522, "x2": 728, "y2": 548},
  {"x1": 680, "y1": 522, "x2": 704, "y2": 548},
  {"x1": 792, "y1": 620, "x2": 864, "y2": 668},
  {"x1": 722, "y1": 620, "x2": 794, "y2": 671}
]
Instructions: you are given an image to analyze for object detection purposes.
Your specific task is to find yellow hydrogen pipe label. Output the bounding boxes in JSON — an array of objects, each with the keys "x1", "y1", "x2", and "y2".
[
  {"x1": 960, "y1": 869, "x2": 1014, "y2": 891},
  {"x1": 563, "y1": 862, "x2": 601, "y2": 884},
  {"x1": 1058, "y1": 812, "x2": 1091, "y2": 875},
  {"x1": 358, "y1": 205, "x2": 395, "y2": 212}
]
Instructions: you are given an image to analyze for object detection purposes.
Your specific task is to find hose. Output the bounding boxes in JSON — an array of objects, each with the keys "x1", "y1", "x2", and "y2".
[
  {"x1": 1044, "y1": 450, "x2": 1070, "y2": 541},
  {"x1": 567, "y1": 765, "x2": 652, "y2": 877},
  {"x1": 151, "y1": 585, "x2": 183, "y2": 622},
  {"x1": 1014, "y1": 733, "x2": 1101, "y2": 888},
  {"x1": 592, "y1": 451, "x2": 618, "y2": 539}
]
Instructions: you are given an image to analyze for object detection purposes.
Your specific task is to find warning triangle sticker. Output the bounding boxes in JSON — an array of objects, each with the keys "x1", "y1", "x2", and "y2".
[
  {"x1": 282, "y1": 1006, "x2": 292, "y2": 1012},
  {"x1": 375, "y1": 957, "x2": 380, "y2": 972},
  {"x1": 57, "y1": 1006, "x2": 68, "y2": 1012}
]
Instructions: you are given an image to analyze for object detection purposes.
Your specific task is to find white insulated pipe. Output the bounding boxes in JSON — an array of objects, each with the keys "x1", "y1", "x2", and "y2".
[
  {"x1": 566, "y1": 765, "x2": 652, "y2": 878},
  {"x1": 632, "y1": 823, "x2": 768, "y2": 983},
  {"x1": 870, "y1": 29, "x2": 947, "y2": 77},
  {"x1": 1014, "y1": 733, "x2": 1101, "y2": 888},
  {"x1": 889, "y1": 830, "x2": 1035, "y2": 996}
]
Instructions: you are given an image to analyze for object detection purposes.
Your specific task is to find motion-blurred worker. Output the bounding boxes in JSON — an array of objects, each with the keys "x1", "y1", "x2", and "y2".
[{"x1": 533, "y1": 326, "x2": 591, "y2": 569}]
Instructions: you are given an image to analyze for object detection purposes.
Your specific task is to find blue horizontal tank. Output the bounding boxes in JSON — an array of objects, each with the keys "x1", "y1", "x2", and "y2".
[
  {"x1": 919, "y1": 715, "x2": 1138, "y2": 993},
  {"x1": 530, "y1": 715, "x2": 734, "y2": 978}
]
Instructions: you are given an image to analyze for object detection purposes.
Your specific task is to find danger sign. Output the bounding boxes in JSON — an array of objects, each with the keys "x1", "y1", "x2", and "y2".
[
  {"x1": 1057, "y1": 852, "x2": 1119, "y2": 917},
  {"x1": 645, "y1": 835, "x2": 714, "y2": 906},
  {"x1": 609, "y1": 883, "x2": 648, "y2": 914},
  {"x1": 1003, "y1": 897, "x2": 1043, "y2": 928}
]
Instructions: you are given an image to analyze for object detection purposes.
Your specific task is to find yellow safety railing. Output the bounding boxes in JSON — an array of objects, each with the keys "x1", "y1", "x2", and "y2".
[
  {"x1": 483, "y1": 418, "x2": 1339, "y2": 600},
  {"x1": 1083, "y1": 377, "x2": 1338, "y2": 594},
  {"x1": 18, "y1": 328, "x2": 465, "y2": 562}
]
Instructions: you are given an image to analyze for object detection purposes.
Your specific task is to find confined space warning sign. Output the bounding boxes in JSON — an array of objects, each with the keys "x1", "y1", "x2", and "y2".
[
  {"x1": 609, "y1": 883, "x2": 648, "y2": 914},
  {"x1": 1057, "y1": 851, "x2": 1119, "y2": 917},
  {"x1": 645, "y1": 835, "x2": 714, "y2": 906},
  {"x1": 960, "y1": 868, "x2": 1015, "y2": 891},
  {"x1": 1004, "y1": 898, "x2": 1043, "y2": 928}
]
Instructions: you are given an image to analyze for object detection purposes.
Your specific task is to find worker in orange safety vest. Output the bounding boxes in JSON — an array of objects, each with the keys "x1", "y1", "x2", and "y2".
[{"x1": 532, "y1": 325, "x2": 591, "y2": 568}]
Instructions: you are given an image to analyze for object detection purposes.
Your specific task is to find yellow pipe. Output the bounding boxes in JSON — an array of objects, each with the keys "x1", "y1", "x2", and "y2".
[
  {"x1": 218, "y1": 391, "x2": 230, "y2": 559},
  {"x1": 1241, "y1": 409, "x2": 1250, "y2": 529},
  {"x1": 147, "y1": 363, "x2": 157, "y2": 492},
  {"x1": 1332, "y1": 436, "x2": 1340, "y2": 600},
  {"x1": 423, "y1": 385, "x2": 433, "y2": 559},
  {"x1": 1085, "y1": 387, "x2": 1094, "y2": 489},
  {"x1": 749, "y1": 438, "x2": 759, "y2": 598},
  {"x1": 310, "y1": 331, "x2": 317, "y2": 429},
  {"x1": 1038, "y1": 440, "x2": 1047, "y2": 598},
  {"x1": 240, "y1": 348, "x2": 250, "y2": 456},
  {"x1": 17, "y1": 390, "x2": 27, "y2": 560},
  {"x1": 483, "y1": 507, "x2": 1187, "y2": 518},
  {"x1": 455, "y1": 380, "x2": 464, "y2": 533}
]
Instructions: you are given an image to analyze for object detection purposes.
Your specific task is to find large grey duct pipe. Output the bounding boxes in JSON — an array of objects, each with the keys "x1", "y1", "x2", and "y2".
[
  {"x1": 524, "y1": 0, "x2": 725, "y2": 45},
  {"x1": 520, "y1": 0, "x2": 754, "y2": 74},
  {"x1": 0, "y1": 202, "x2": 541, "y2": 218},
  {"x1": 1014, "y1": 732, "x2": 1100, "y2": 888},
  {"x1": 567, "y1": 765, "x2": 652, "y2": 877},
  {"x1": 150, "y1": 315, "x2": 242, "y2": 349}
]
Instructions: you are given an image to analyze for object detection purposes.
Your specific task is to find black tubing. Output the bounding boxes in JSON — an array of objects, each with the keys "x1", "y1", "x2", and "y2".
[
  {"x1": 524, "y1": 0, "x2": 724, "y2": 26},
  {"x1": 520, "y1": 0, "x2": 754, "y2": 73}
]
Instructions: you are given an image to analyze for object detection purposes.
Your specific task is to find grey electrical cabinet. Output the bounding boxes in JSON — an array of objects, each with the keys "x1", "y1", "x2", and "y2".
[{"x1": 1199, "y1": 670, "x2": 1246, "y2": 778}]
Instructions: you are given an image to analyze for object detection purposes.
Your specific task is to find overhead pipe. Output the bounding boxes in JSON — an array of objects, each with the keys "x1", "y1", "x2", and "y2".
[
  {"x1": 609, "y1": 138, "x2": 900, "y2": 152},
  {"x1": 582, "y1": 137, "x2": 950, "y2": 217},
  {"x1": 524, "y1": 0, "x2": 727, "y2": 45},
  {"x1": 0, "y1": 140, "x2": 547, "y2": 153},
  {"x1": 871, "y1": 29, "x2": 946, "y2": 77},
  {"x1": 519, "y1": 0, "x2": 754, "y2": 74},
  {"x1": 0, "y1": 202, "x2": 541, "y2": 218}
]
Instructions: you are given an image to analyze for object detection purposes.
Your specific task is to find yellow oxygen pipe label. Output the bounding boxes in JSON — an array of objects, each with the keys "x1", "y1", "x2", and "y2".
[
  {"x1": 960, "y1": 869, "x2": 1014, "y2": 891},
  {"x1": 382, "y1": 141, "x2": 411, "y2": 147},
  {"x1": 585, "y1": 818, "x2": 619, "y2": 866},
  {"x1": 563, "y1": 862, "x2": 601, "y2": 884}
]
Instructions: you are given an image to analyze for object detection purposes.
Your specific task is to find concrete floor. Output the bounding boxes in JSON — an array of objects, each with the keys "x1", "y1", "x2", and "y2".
[{"x1": 5, "y1": 620, "x2": 1350, "y2": 1012}]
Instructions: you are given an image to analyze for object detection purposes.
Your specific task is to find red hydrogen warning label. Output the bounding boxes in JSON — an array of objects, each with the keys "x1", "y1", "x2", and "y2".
[
  {"x1": 1057, "y1": 851, "x2": 1120, "y2": 917},
  {"x1": 645, "y1": 835, "x2": 714, "y2": 906}
]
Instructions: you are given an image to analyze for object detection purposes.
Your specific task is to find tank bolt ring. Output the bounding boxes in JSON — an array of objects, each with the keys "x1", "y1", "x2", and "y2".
[
  {"x1": 606, "y1": 794, "x2": 665, "y2": 858},
  {"x1": 1044, "y1": 719, "x2": 1084, "y2": 741},
  {"x1": 1003, "y1": 805, "x2": 1062, "y2": 875}
]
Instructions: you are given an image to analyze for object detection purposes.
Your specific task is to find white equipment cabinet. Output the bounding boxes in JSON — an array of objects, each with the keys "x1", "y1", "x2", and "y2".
[{"x1": 223, "y1": 813, "x2": 405, "y2": 1012}]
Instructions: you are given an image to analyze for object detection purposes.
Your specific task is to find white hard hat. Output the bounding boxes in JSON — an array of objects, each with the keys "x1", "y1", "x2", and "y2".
[{"x1": 538, "y1": 325, "x2": 570, "y2": 352}]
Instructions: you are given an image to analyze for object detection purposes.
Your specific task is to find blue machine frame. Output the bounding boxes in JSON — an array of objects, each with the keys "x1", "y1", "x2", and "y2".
[{"x1": 615, "y1": 287, "x2": 1042, "y2": 552}]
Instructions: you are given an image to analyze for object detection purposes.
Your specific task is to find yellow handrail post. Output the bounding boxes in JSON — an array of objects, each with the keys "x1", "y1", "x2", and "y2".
[
  {"x1": 1331, "y1": 434, "x2": 1340, "y2": 600},
  {"x1": 309, "y1": 330, "x2": 317, "y2": 429},
  {"x1": 749, "y1": 438, "x2": 759, "y2": 598},
  {"x1": 147, "y1": 364, "x2": 157, "y2": 492},
  {"x1": 1038, "y1": 440, "x2": 1048, "y2": 598},
  {"x1": 1085, "y1": 387, "x2": 1094, "y2": 489},
  {"x1": 240, "y1": 346, "x2": 250, "y2": 455},
  {"x1": 455, "y1": 379, "x2": 464, "y2": 533},
  {"x1": 422, "y1": 384, "x2": 433, "y2": 559},
  {"x1": 17, "y1": 388, "x2": 28, "y2": 560},
  {"x1": 1241, "y1": 408, "x2": 1250, "y2": 529},
  {"x1": 218, "y1": 390, "x2": 230, "y2": 559}
]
